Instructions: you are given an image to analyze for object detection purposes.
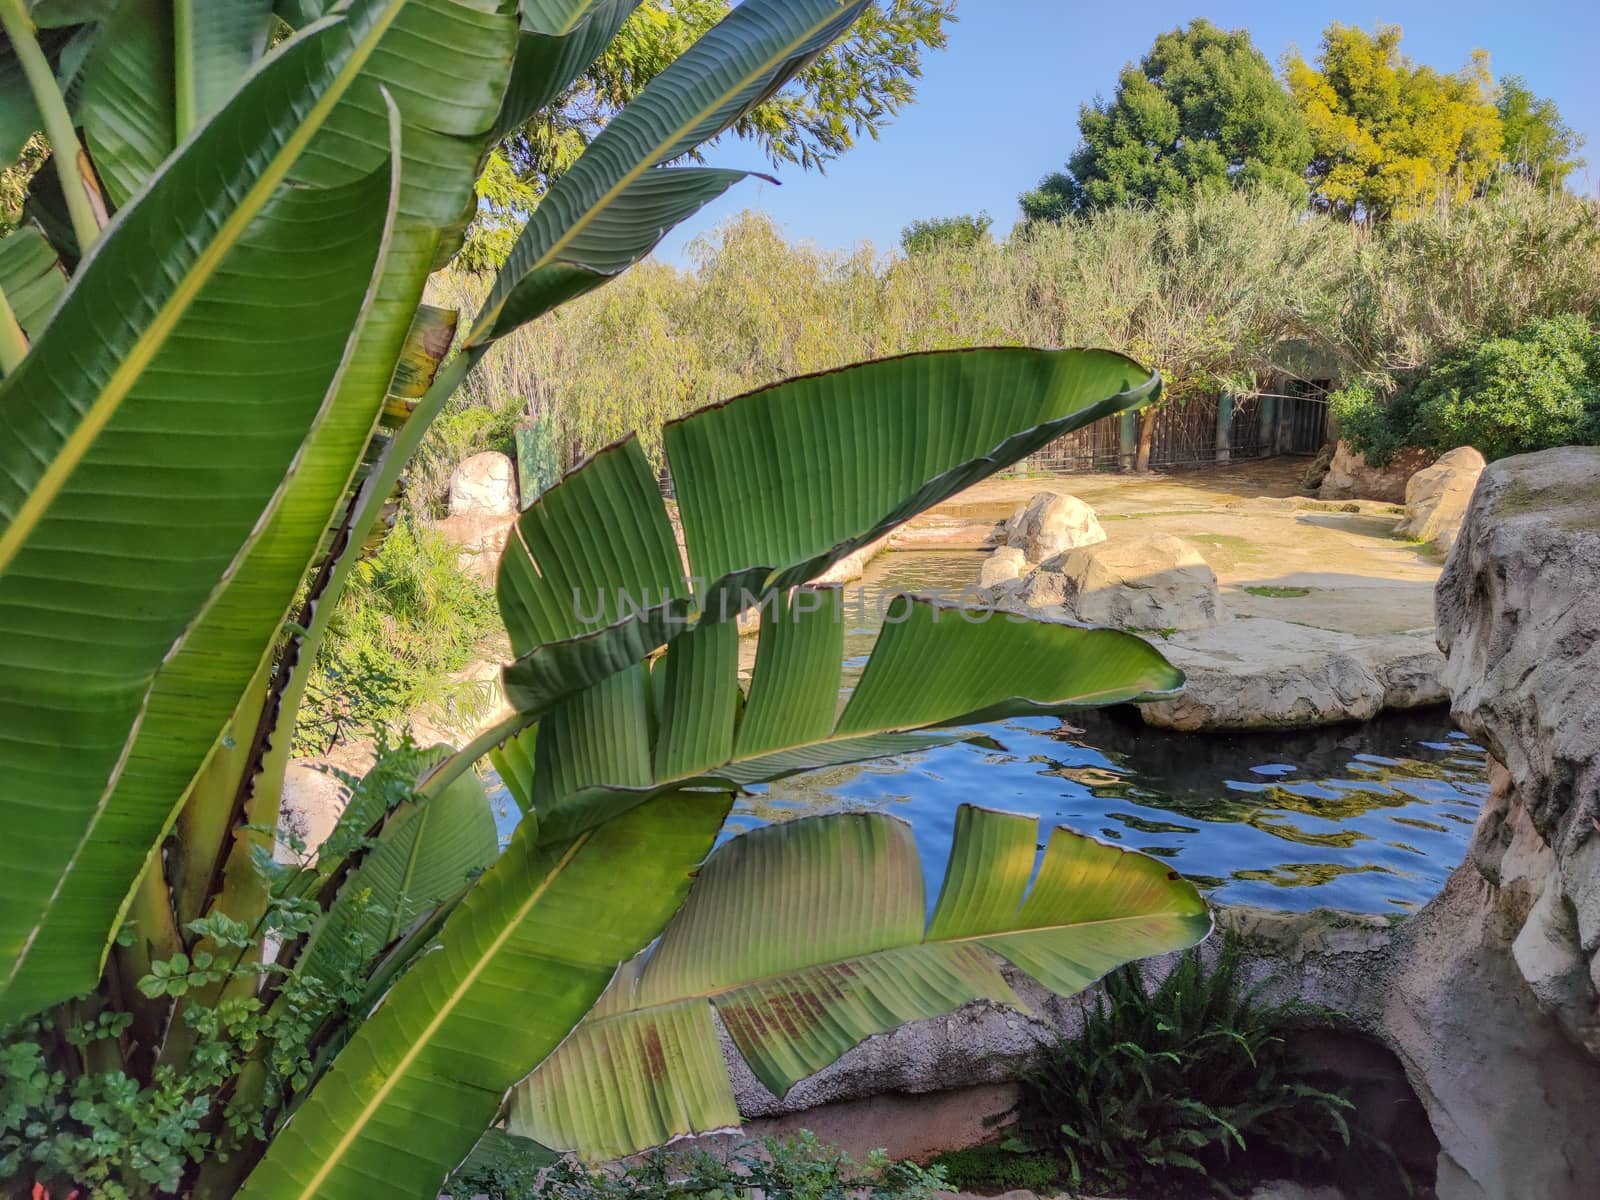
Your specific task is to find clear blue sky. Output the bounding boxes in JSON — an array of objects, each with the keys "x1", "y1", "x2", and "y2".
[{"x1": 660, "y1": 0, "x2": 1600, "y2": 265}]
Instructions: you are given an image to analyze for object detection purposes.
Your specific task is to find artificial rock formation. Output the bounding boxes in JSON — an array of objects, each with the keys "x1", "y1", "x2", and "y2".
[
  {"x1": 1023, "y1": 533, "x2": 1222, "y2": 632},
  {"x1": 1395, "y1": 446, "x2": 1486, "y2": 557},
  {"x1": 1136, "y1": 620, "x2": 1444, "y2": 731},
  {"x1": 1318, "y1": 441, "x2": 1434, "y2": 504},
  {"x1": 1000, "y1": 491, "x2": 1105, "y2": 562},
  {"x1": 977, "y1": 545, "x2": 1028, "y2": 590},
  {"x1": 447, "y1": 450, "x2": 518, "y2": 517}
]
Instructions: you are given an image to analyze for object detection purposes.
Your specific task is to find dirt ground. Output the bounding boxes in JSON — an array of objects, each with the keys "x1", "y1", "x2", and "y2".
[{"x1": 905, "y1": 458, "x2": 1441, "y2": 638}]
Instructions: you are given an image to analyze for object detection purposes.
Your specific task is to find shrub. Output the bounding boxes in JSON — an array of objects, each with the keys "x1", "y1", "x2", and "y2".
[
  {"x1": 1017, "y1": 937, "x2": 1353, "y2": 1198},
  {"x1": 928, "y1": 1138, "x2": 1060, "y2": 1194},
  {"x1": 297, "y1": 520, "x2": 502, "y2": 753},
  {"x1": 1335, "y1": 313, "x2": 1600, "y2": 463},
  {"x1": 463, "y1": 1132, "x2": 947, "y2": 1200}
]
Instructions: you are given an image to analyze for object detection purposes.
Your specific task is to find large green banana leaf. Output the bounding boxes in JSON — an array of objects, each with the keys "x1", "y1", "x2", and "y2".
[
  {"x1": 498, "y1": 589, "x2": 1182, "y2": 843},
  {"x1": 0, "y1": 0, "x2": 409, "y2": 1022},
  {"x1": 293, "y1": 748, "x2": 498, "y2": 992},
  {"x1": 236, "y1": 789, "x2": 732, "y2": 1200},
  {"x1": 497, "y1": 348, "x2": 1160, "y2": 716},
  {"x1": 56, "y1": 0, "x2": 519, "y2": 1027},
  {"x1": 509, "y1": 804, "x2": 1211, "y2": 1158}
]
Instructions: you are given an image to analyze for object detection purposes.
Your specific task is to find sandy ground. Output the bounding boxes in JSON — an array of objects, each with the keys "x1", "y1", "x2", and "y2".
[{"x1": 903, "y1": 459, "x2": 1440, "y2": 638}]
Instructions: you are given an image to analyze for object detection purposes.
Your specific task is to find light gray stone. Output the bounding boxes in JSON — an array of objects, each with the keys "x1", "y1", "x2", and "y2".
[
  {"x1": 1318, "y1": 441, "x2": 1433, "y2": 503},
  {"x1": 978, "y1": 546, "x2": 1029, "y2": 589},
  {"x1": 1395, "y1": 445, "x2": 1485, "y2": 556},
  {"x1": 1001, "y1": 491, "x2": 1105, "y2": 562},
  {"x1": 448, "y1": 450, "x2": 517, "y2": 517},
  {"x1": 1029, "y1": 534, "x2": 1222, "y2": 632},
  {"x1": 1134, "y1": 619, "x2": 1443, "y2": 731}
]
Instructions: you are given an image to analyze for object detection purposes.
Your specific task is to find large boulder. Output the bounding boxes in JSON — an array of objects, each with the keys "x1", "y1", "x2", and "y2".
[
  {"x1": 1136, "y1": 621, "x2": 1444, "y2": 731},
  {"x1": 1318, "y1": 441, "x2": 1434, "y2": 503},
  {"x1": 1000, "y1": 491, "x2": 1105, "y2": 562},
  {"x1": 1028, "y1": 534, "x2": 1222, "y2": 632},
  {"x1": 448, "y1": 450, "x2": 518, "y2": 517},
  {"x1": 1395, "y1": 446, "x2": 1486, "y2": 557}
]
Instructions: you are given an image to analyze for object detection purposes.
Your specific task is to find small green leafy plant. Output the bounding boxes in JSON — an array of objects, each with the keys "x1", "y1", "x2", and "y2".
[
  {"x1": 468, "y1": 1132, "x2": 947, "y2": 1200},
  {"x1": 1018, "y1": 937, "x2": 1353, "y2": 1199},
  {"x1": 928, "y1": 1137, "x2": 1059, "y2": 1194}
]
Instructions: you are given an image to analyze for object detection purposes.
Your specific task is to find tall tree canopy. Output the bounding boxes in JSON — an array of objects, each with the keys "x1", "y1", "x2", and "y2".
[
  {"x1": 1496, "y1": 75, "x2": 1586, "y2": 188},
  {"x1": 1286, "y1": 23, "x2": 1503, "y2": 220},
  {"x1": 1019, "y1": 19, "x2": 1312, "y2": 223},
  {"x1": 461, "y1": 0, "x2": 954, "y2": 267},
  {"x1": 901, "y1": 211, "x2": 993, "y2": 255}
]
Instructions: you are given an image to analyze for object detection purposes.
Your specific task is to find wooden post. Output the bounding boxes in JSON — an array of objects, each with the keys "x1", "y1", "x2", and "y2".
[
  {"x1": 1118, "y1": 410, "x2": 1137, "y2": 472},
  {"x1": 1215, "y1": 393, "x2": 1233, "y2": 463},
  {"x1": 1258, "y1": 395, "x2": 1278, "y2": 457}
]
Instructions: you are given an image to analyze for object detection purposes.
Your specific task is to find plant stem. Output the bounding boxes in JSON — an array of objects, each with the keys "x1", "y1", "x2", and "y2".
[
  {"x1": 172, "y1": 0, "x2": 197, "y2": 138},
  {"x1": 0, "y1": 282, "x2": 28, "y2": 373},
  {"x1": 0, "y1": 0, "x2": 104, "y2": 252}
]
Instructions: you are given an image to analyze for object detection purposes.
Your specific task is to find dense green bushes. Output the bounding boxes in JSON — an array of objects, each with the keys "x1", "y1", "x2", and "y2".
[
  {"x1": 441, "y1": 180, "x2": 1600, "y2": 477},
  {"x1": 1334, "y1": 314, "x2": 1600, "y2": 462},
  {"x1": 297, "y1": 521, "x2": 502, "y2": 753}
]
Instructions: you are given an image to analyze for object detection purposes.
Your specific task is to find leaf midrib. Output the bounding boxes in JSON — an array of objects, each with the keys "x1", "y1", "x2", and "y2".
[
  {"x1": 0, "y1": 0, "x2": 406, "y2": 574},
  {"x1": 285, "y1": 830, "x2": 594, "y2": 1200},
  {"x1": 578, "y1": 909, "x2": 1209, "y2": 1028}
]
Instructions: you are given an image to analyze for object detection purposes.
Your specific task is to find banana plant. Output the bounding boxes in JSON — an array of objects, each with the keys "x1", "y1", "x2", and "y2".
[{"x1": 0, "y1": 1, "x2": 1210, "y2": 1197}]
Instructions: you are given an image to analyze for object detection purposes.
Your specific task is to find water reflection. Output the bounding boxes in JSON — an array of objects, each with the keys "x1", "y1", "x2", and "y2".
[{"x1": 729, "y1": 706, "x2": 1488, "y2": 913}]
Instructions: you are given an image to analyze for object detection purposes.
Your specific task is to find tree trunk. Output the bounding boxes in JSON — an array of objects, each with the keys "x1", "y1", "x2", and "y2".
[{"x1": 1135, "y1": 407, "x2": 1157, "y2": 473}]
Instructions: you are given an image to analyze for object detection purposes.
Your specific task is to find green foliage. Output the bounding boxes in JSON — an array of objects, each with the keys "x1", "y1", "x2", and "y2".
[
  {"x1": 900, "y1": 211, "x2": 991, "y2": 256},
  {"x1": 508, "y1": 1133, "x2": 946, "y2": 1200},
  {"x1": 1496, "y1": 76, "x2": 1585, "y2": 188},
  {"x1": 1243, "y1": 585, "x2": 1312, "y2": 598},
  {"x1": 1021, "y1": 19, "x2": 1311, "y2": 221},
  {"x1": 1335, "y1": 314, "x2": 1600, "y2": 463},
  {"x1": 927, "y1": 1139, "x2": 1060, "y2": 1194},
  {"x1": 1017, "y1": 938, "x2": 1353, "y2": 1198},
  {"x1": 297, "y1": 520, "x2": 502, "y2": 753},
  {"x1": 1286, "y1": 23, "x2": 1503, "y2": 219},
  {"x1": 474, "y1": 0, "x2": 954, "y2": 265}
]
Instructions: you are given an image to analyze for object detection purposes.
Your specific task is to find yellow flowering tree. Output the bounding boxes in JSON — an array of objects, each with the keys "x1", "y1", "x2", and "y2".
[{"x1": 1287, "y1": 23, "x2": 1503, "y2": 220}]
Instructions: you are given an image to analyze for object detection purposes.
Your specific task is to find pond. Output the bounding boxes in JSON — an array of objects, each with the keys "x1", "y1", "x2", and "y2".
[{"x1": 489, "y1": 550, "x2": 1490, "y2": 915}]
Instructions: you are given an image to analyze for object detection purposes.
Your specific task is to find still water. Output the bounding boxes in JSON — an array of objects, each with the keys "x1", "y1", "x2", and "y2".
[{"x1": 489, "y1": 551, "x2": 1489, "y2": 914}]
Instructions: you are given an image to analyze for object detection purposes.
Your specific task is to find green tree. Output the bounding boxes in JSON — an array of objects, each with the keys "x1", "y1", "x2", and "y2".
[
  {"x1": 1496, "y1": 75, "x2": 1585, "y2": 188},
  {"x1": 1020, "y1": 19, "x2": 1311, "y2": 222},
  {"x1": 460, "y1": 0, "x2": 955, "y2": 267},
  {"x1": 900, "y1": 210, "x2": 992, "y2": 255},
  {"x1": 1286, "y1": 23, "x2": 1503, "y2": 219}
]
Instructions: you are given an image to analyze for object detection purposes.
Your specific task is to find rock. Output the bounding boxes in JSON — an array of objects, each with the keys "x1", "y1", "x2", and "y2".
[
  {"x1": 1318, "y1": 441, "x2": 1434, "y2": 503},
  {"x1": 978, "y1": 546, "x2": 1028, "y2": 589},
  {"x1": 1033, "y1": 534, "x2": 1222, "y2": 632},
  {"x1": 1300, "y1": 442, "x2": 1336, "y2": 493},
  {"x1": 1000, "y1": 491, "x2": 1105, "y2": 562},
  {"x1": 277, "y1": 762, "x2": 350, "y2": 864},
  {"x1": 1435, "y1": 446, "x2": 1600, "y2": 1058},
  {"x1": 1395, "y1": 446, "x2": 1486, "y2": 557},
  {"x1": 1233, "y1": 448, "x2": 1600, "y2": 1200},
  {"x1": 448, "y1": 451, "x2": 517, "y2": 517},
  {"x1": 1136, "y1": 619, "x2": 1443, "y2": 731},
  {"x1": 811, "y1": 532, "x2": 891, "y2": 586},
  {"x1": 432, "y1": 510, "x2": 515, "y2": 584}
]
